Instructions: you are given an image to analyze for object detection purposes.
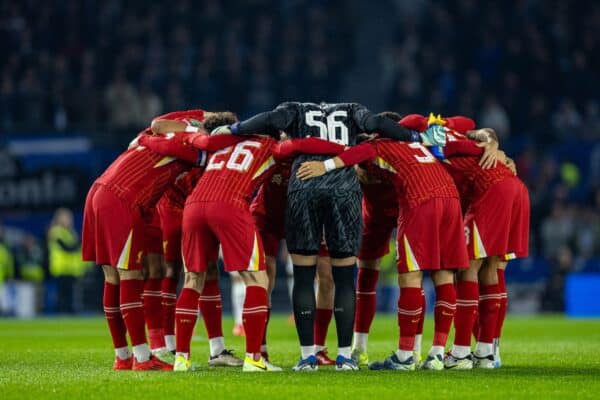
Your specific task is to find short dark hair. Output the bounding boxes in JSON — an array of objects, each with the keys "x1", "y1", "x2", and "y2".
[
  {"x1": 202, "y1": 111, "x2": 238, "y2": 132},
  {"x1": 377, "y1": 111, "x2": 402, "y2": 122}
]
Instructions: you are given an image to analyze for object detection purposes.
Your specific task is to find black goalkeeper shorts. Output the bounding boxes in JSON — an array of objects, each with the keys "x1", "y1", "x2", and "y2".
[{"x1": 285, "y1": 189, "x2": 362, "y2": 258}]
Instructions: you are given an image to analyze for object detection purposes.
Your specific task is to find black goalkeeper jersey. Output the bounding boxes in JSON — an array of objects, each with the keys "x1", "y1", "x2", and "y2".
[{"x1": 276, "y1": 102, "x2": 368, "y2": 192}]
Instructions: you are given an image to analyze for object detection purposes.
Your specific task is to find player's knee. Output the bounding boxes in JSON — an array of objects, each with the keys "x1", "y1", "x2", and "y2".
[
  {"x1": 102, "y1": 265, "x2": 119, "y2": 284},
  {"x1": 431, "y1": 269, "x2": 454, "y2": 286},
  {"x1": 239, "y1": 270, "x2": 268, "y2": 289},
  {"x1": 118, "y1": 268, "x2": 143, "y2": 281},
  {"x1": 145, "y1": 253, "x2": 164, "y2": 279},
  {"x1": 398, "y1": 271, "x2": 422, "y2": 288},
  {"x1": 479, "y1": 257, "x2": 500, "y2": 285},
  {"x1": 184, "y1": 271, "x2": 205, "y2": 292},
  {"x1": 358, "y1": 258, "x2": 380, "y2": 270}
]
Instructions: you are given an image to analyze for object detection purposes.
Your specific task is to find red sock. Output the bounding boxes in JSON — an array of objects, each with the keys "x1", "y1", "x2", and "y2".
[
  {"x1": 161, "y1": 277, "x2": 178, "y2": 336},
  {"x1": 454, "y1": 281, "x2": 479, "y2": 346},
  {"x1": 416, "y1": 289, "x2": 426, "y2": 336},
  {"x1": 242, "y1": 286, "x2": 268, "y2": 355},
  {"x1": 314, "y1": 308, "x2": 333, "y2": 347},
  {"x1": 397, "y1": 287, "x2": 424, "y2": 351},
  {"x1": 262, "y1": 308, "x2": 271, "y2": 346},
  {"x1": 433, "y1": 283, "x2": 456, "y2": 346},
  {"x1": 143, "y1": 278, "x2": 165, "y2": 350},
  {"x1": 472, "y1": 314, "x2": 480, "y2": 341},
  {"x1": 354, "y1": 268, "x2": 379, "y2": 333},
  {"x1": 478, "y1": 284, "x2": 501, "y2": 344},
  {"x1": 198, "y1": 279, "x2": 223, "y2": 339},
  {"x1": 119, "y1": 279, "x2": 147, "y2": 347},
  {"x1": 496, "y1": 269, "x2": 507, "y2": 339},
  {"x1": 103, "y1": 281, "x2": 128, "y2": 349},
  {"x1": 175, "y1": 288, "x2": 199, "y2": 355}
]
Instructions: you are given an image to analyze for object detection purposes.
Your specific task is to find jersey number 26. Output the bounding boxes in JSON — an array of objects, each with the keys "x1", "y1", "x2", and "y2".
[{"x1": 206, "y1": 141, "x2": 261, "y2": 172}]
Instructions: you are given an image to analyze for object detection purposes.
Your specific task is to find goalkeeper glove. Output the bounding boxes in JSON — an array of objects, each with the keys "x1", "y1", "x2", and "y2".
[{"x1": 420, "y1": 125, "x2": 447, "y2": 147}]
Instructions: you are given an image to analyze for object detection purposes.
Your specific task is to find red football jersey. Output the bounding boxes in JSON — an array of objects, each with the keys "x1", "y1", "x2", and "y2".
[
  {"x1": 443, "y1": 129, "x2": 515, "y2": 207},
  {"x1": 95, "y1": 131, "x2": 193, "y2": 215},
  {"x1": 364, "y1": 139, "x2": 458, "y2": 209},
  {"x1": 250, "y1": 162, "x2": 291, "y2": 226},
  {"x1": 158, "y1": 167, "x2": 205, "y2": 210},
  {"x1": 187, "y1": 136, "x2": 278, "y2": 210}
]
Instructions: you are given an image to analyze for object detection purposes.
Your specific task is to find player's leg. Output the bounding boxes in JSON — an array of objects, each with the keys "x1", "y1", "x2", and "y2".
[
  {"x1": 230, "y1": 272, "x2": 245, "y2": 336},
  {"x1": 422, "y1": 269, "x2": 456, "y2": 370},
  {"x1": 370, "y1": 271, "x2": 423, "y2": 371},
  {"x1": 101, "y1": 265, "x2": 131, "y2": 370},
  {"x1": 314, "y1": 254, "x2": 335, "y2": 365},
  {"x1": 238, "y1": 270, "x2": 281, "y2": 371},
  {"x1": 286, "y1": 189, "x2": 322, "y2": 370},
  {"x1": 157, "y1": 205, "x2": 183, "y2": 353},
  {"x1": 352, "y1": 220, "x2": 394, "y2": 365},
  {"x1": 494, "y1": 260, "x2": 508, "y2": 367},
  {"x1": 351, "y1": 258, "x2": 379, "y2": 365},
  {"x1": 260, "y1": 232, "x2": 281, "y2": 360},
  {"x1": 445, "y1": 258, "x2": 482, "y2": 369},
  {"x1": 201, "y1": 262, "x2": 243, "y2": 367},
  {"x1": 473, "y1": 256, "x2": 501, "y2": 368},
  {"x1": 210, "y1": 203, "x2": 280, "y2": 372},
  {"x1": 173, "y1": 270, "x2": 206, "y2": 371},
  {"x1": 413, "y1": 287, "x2": 426, "y2": 366},
  {"x1": 143, "y1": 252, "x2": 167, "y2": 356},
  {"x1": 161, "y1": 259, "x2": 180, "y2": 353},
  {"x1": 173, "y1": 203, "x2": 216, "y2": 371}
]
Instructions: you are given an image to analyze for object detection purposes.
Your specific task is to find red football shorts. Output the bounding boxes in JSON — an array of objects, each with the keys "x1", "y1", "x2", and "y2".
[
  {"x1": 156, "y1": 200, "x2": 184, "y2": 263},
  {"x1": 143, "y1": 207, "x2": 163, "y2": 255},
  {"x1": 396, "y1": 197, "x2": 469, "y2": 273},
  {"x1": 464, "y1": 176, "x2": 530, "y2": 260},
  {"x1": 82, "y1": 184, "x2": 146, "y2": 270},
  {"x1": 182, "y1": 202, "x2": 266, "y2": 273},
  {"x1": 358, "y1": 196, "x2": 398, "y2": 261},
  {"x1": 252, "y1": 200, "x2": 285, "y2": 258}
]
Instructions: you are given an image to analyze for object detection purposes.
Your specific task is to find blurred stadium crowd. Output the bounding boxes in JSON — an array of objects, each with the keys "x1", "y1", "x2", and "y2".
[{"x1": 0, "y1": 0, "x2": 598, "y2": 315}]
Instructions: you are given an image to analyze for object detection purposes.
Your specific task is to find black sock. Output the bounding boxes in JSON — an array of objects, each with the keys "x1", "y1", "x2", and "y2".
[
  {"x1": 332, "y1": 264, "x2": 356, "y2": 348},
  {"x1": 292, "y1": 265, "x2": 316, "y2": 347}
]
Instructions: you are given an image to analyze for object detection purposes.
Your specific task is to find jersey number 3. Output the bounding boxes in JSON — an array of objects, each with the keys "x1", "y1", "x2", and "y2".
[
  {"x1": 305, "y1": 110, "x2": 349, "y2": 145},
  {"x1": 206, "y1": 141, "x2": 261, "y2": 172}
]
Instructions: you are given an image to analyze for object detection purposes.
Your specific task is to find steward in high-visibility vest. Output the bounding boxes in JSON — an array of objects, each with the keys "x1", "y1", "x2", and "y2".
[
  {"x1": 0, "y1": 240, "x2": 14, "y2": 284},
  {"x1": 47, "y1": 209, "x2": 86, "y2": 278}
]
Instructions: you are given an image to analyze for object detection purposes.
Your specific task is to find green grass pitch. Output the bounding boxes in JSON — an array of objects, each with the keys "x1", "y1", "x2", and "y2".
[{"x1": 1, "y1": 315, "x2": 599, "y2": 399}]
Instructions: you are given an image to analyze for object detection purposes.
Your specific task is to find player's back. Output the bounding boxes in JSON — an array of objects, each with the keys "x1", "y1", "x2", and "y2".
[
  {"x1": 188, "y1": 136, "x2": 277, "y2": 209},
  {"x1": 95, "y1": 134, "x2": 190, "y2": 211},
  {"x1": 370, "y1": 139, "x2": 458, "y2": 209},
  {"x1": 443, "y1": 130, "x2": 515, "y2": 205},
  {"x1": 279, "y1": 101, "x2": 370, "y2": 194}
]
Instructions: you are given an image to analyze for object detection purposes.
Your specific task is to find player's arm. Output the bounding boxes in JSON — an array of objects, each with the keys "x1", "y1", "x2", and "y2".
[
  {"x1": 137, "y1": 133, "x2": 198, "y2": 163},
  {"x1": 214, "y1": 103, "x2": 296, "y2": 138},
  {"x1": 296, "y1": 143, "x2": 376, "y2": 180},
  {"x1": 186, "y1": 133, "x2": 243, "y2": 151},
  {"x1": 273, "y1": 137, "x2": 346, "y2": 161}
]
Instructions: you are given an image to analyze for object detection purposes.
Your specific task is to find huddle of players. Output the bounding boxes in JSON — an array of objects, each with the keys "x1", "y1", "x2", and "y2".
[{"x1": 82, "y1": 102, "x2": 529, "y2": 372}]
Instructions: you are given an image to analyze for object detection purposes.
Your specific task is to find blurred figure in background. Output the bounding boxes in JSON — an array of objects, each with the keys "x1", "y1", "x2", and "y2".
[
  {"x1": 0, "y1": 224, "x2": 15, "y2": 316},
  {"x1": 15, "y1": 234, "x2": 45, "y2": 314},
  {"x1": 47, "y1": 208, "x2": 86, "y2": 314}
]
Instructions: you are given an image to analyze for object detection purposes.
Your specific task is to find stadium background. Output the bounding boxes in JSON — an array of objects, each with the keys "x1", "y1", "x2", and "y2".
[{"x1": 0, "y1": 0, "x2": 598, "y2": 319}]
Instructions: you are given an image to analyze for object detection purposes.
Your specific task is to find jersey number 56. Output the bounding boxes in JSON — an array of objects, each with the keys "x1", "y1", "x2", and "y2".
[{"x1": 305, "y1": 110, "x2": 349, "y2": 145}]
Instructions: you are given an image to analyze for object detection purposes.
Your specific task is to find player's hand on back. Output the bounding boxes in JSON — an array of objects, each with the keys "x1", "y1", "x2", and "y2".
[
  {"x1": 297, "y1": 161, "x2": 327, "y2": 180},
  {"x1": 476, "y1": 140, "x2": 500, "y2": 169}
]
